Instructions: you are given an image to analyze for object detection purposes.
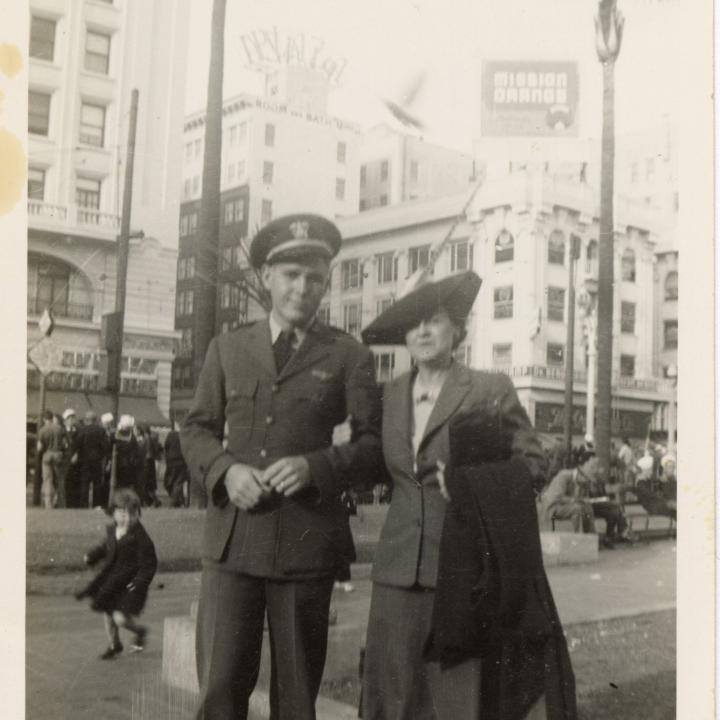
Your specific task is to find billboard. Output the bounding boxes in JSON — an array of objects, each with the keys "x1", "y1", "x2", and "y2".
[{"x1": 481, "y1": 60, "x2": 579, "y2": 137}]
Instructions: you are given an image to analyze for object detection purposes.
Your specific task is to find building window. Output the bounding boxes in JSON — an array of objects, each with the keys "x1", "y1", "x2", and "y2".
[
  {"x1": 185, "y1": 143, "x2": 193, "y2": 162},
  {"x1": 343, "y1": 302, "x2": 362, "y2": 336},
  {"x1": 621, "y1": 248, "x2": 636, "y2": 282},
  {"x1": 494, "y1": 229, "x2": 514, "y2": 263},
  {"x1": 178, "y1": 256, "x2": 195, "y2": 279},
  {"x1": 30, "y1": 16, "x2": 56, "y2": 61},
  {"x1": 176, "y1": 290, "x2": 194, "y2": 316},
  {"x1": 237, "y1": 160, "x2": 246, "y2": 178},
  {"x1": 179, "y1": 215, "x2": 188, "y2": 237},
  {"x1": 263, "y1": 161, "x2": 274, "y2": 184},
  {"x1": 359, "y1": 199, "x2": 368, "y2": 211},
  {"x1": 192, "y1": 176, "x2": 200, "y2": 196},
  {"x1": 548, "y1": 229, "x2": 565, "y2": 265},
  {"x1": 409, "y1": 160, "x2": 419, "y2": 183},
  {"x1": 546, "y1": 343, "x2": 565, "y2": 367},
  {"x1": 194, "y1": 139, "x2": 202, "y2": 158},
  {"x1": 337, "y1": 142, "x2": 346, "y2": 164},
  {"x1": 28, "y1": 168, "x2": 45, "y2": 200},
  {"x1": 620, "y1": 354, "x2": 635, "y2": 377},
  {"x1": 380, "y1": 160, "x2": 389, "y2": 181},
  {"x1": 224, "y1": 201, "x2": 235, "y2": 225},
  {"x1": 492, "y1": 343, "x2": 512, "y2": 367},
  {"x1": 360, "y1": 165, "x2": 367, "y2": 188},
  {"x1": 408, "y1": 245, "x2": 430, "y2": 275},
  {"x1": 264, "y1": 123, "x2": 275, "y2": 147},
  {"x1": 493, "y1": 286, "x2": 513, "y2": 319},
  {"x1": 234, "y1": 198, "x2": 245, "y2": 222},
  {"x1": 28, "y1": 255, "x2": 94, "y2": 320},
  {"x1": 84, "y1": 30, "x2": 111, "y2": 75},
  {"x1": 375, "y1": 352, "x2": 395, "y2": 383},
  {"x1": 178, "y1": 328, "x2": 193, "y2": 357},
  {"x1": 664, "y1": 271, "x2": 678, "y2": 301},
  {"x1": 586, "y1": 239, "x2": 598, "y2": 275},
  {"x1": 379, "y1": 194, "x2": 388, "y2": 206},
  {"x1": 79, "y1": 103, "x2": 106, "y2": 147},
  {"x1": 664, "y1": 320, "x2": 678, "y2": 349},
  {"x1": 317, "y1": 304, "x2": 331, "y2": 325},
  {"x1": 376, "y1": 297, "x2": 393, "y2": 316},
  {"x1": 455, "y1": 342, "x2": 472, "y2": 366},
  {"x1": 335, "y1": 178, "x2": 346, "y2": 201},
  {"x1": 238, "y1": 123, "x2": 247, "y2": 143},
  {"x1": 450, "y1": 240, "x2": 473, "y2": 272},
  {"x1": 341, "y1": 259, "x2": 362, "y2": 291},
  {"x1": 183, "y1": 179, "x2": 191, "y2": 199},
  {"x1": 261, "y1": 199, "x2": 273, "y2": 224},
  {"x1": 76, "y1": 176, "x2": 101, "y2": 210},
  {"x1": 29, "y1": 91, "x2": 51, "y2": 136},
  {"x1": 188, "y1": 212, "x2": 197, "y2": 234},
  {"x1": 547, "y1": 287, "x2": 565, "y2": 322},
  {"x1": 376, "y1": 252, "x2": 398, "y2": 285},
  {"x1": 621, "y1": 301, "x2": 636, "y2": 333},
  {"x1": 229, "y1": 125, "x2": 237, "y2": 145},
  {"x1": 227, "y1": 163, "x2": 235, "y2": 184}
]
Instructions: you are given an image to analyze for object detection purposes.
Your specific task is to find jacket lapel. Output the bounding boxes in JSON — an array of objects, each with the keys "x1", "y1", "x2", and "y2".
[
  {"x1": 418, "y1": 362, "x2": 472, "y2": 451},
  {"x1": 245, "y1": 319, "x2": 277, "y2": 378},
  {"x1": 278, "y1": 323, "x2": 331, "y2": 381}
]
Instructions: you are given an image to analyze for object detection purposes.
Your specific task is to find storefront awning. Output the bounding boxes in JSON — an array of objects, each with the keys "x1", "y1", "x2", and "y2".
[{"x1": 27, "y1": 389, "x2": 171, "y2": 427}]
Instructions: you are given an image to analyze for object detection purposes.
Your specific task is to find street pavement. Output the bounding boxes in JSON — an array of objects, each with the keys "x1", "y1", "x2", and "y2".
[{"x1": 25, "y1": 540, "x2": 676, "y2": 720}]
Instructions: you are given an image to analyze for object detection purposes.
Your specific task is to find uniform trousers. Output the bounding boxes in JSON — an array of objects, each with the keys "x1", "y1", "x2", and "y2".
[
  {"x1": 195, "y1": 567, "x2": 334, "y2": 720},
  {"x1": 362, "y1": 583, "x2": 547, "y2": 720}
]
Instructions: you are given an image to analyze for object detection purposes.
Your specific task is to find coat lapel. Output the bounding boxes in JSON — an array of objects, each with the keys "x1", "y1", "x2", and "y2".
[
  {"x1": 418, "y1": 362, "x2": 472, "y2": 451},
  {"x1": 278, "y1": 323, "x2": 331, "y2": 381},
  {"x1": 386, "y1": 371, "x2": 414, "y2": 458},
  {"x1": 245, "y1": 319, "x2": 277, "y2": 378}
]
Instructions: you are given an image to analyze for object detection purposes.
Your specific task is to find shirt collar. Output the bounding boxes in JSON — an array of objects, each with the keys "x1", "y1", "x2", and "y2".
[{"x1": 269, "y1": 311, "x2": 312, "y2": 345}]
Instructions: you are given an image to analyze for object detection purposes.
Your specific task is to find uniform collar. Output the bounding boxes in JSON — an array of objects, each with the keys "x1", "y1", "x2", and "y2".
[{"x1": 269, "y1": 311, "x2": 313, "y2": 346}]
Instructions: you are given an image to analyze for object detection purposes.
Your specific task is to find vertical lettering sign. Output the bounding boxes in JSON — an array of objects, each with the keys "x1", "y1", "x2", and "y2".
[
  {"x1": 237, "y1": 27, "x2": 349, "y2": 86},
  {"x1": 481, "y1": 60, "x2": 579, "y2": 137}
]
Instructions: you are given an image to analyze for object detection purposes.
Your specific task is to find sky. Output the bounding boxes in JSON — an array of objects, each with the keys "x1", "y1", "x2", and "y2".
[{"x1": 183, "y1": 0, "x2": 684, "y2": 152}]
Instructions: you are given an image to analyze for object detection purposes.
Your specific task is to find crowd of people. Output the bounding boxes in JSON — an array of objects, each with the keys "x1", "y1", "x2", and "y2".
[
  {"x1": 538, "y1": 434, "x2": 677, "y2": 548},
  {"x1": 33, "y1": 409, "x2": 191, "y2": 510}
]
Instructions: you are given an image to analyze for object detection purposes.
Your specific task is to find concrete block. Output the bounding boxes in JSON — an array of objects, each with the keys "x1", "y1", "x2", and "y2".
[
  {"x1": 162, "y1": 615, "x2": 199, "y2": 694},
  {"x1": 540, "y1": 531, "x2": 598, "y2": 566}
]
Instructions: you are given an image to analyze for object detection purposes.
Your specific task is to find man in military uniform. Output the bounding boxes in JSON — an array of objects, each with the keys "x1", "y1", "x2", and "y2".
[{"x1": 180, "y1": 213, "x2": 383, "y2": 720}]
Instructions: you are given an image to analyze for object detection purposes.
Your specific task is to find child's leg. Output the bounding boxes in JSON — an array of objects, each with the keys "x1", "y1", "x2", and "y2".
[
  {"x1": 104, "y1": 612, "x2": 120, "y2": 646},
  {"x1": 112, "y1": 611, "x2": 147, "y2": 650}
]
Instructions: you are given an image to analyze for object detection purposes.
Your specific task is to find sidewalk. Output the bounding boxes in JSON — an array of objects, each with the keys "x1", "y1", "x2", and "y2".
[{"x1": 25, "y1": 539, "x2": 676, "y2": 720}]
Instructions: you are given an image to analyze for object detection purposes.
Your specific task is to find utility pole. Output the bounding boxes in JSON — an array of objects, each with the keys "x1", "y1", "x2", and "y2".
[
  {"x1": 107, "y1": 87, "x2": 139, "y2": 498},
  {"x1": 192, "y1": 0, "x2": 226, "y2": 377},
  {"x1": 563, "y1": 235, "x2": 581, "y2": 465},
  {"x1": 594, "y1": 0, "x2": 624, "y2": 481}
]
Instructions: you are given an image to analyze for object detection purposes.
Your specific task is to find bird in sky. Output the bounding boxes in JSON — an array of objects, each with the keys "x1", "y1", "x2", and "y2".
[{"x1": 381, "y1": 70, "x2": 427, "y2": 130}]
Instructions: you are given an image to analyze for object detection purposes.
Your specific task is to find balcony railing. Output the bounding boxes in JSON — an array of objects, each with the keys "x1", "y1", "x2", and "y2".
[
  {"x1": 27, "y1": 297, "x2": 94, "y2": 321},
  {"x1": 492, "y1": 365, "x2": 672, "y2": 394},
  {"x1": 28, "y1": 199, "x2": 120, "y2": 234}
]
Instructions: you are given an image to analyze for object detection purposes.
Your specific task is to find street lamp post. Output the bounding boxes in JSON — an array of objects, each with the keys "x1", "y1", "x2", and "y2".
[
  {"x1": 594, "y1": 0, "x2": 624, "y2": 481},
  {"x1": 563, "y1": 235, "x2": 581, "y2": 465},
  {"x1": 578, "y1": 278, "x2": 599, "y2": 442}
]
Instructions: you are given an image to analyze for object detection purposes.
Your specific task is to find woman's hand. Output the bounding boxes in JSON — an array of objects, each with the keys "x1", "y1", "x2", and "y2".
[{"x1": 332, "y1": 415, "x2": 353, "y2": 447}]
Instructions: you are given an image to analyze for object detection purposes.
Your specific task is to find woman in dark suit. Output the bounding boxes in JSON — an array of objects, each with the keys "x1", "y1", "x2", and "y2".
[{"x1": 354, "y1": 272, "x2": 573, "y2": 720}]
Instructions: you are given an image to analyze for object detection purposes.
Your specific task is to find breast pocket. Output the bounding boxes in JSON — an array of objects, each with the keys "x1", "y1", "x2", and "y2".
[{"x1": 226, "y1": 378, "x2": 258, "y2": 432}]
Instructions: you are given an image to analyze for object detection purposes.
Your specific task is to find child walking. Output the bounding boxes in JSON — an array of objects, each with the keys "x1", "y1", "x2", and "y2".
[{"x1": 76, "y1": 488, "x2": 158, "y2": 659}]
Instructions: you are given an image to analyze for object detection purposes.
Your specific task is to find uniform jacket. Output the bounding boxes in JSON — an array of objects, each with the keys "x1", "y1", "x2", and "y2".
[
  {"x1": 180, "y1": 319, "x2": 383, "y2": 578},
  {"x1": 75, "y1": 423, "x2": 110, "y2": 466},
  {"x1": 372, "y1": 362, "x2": 546, "y2": 589},
  {"x1": 78, "y1": 521, "x2": 157, "y2": 616}
]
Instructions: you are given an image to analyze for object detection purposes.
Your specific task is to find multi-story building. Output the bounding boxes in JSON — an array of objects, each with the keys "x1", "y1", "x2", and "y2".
[
  {"x1": 332, "y1": 169, "x2": 673, "y2": 441},
  {"x1": 358, "y1": 124, "x2": 476, "y2": 212},
  {"x1": 170, "y1": 68, "x2": 362, "y2": 421},
  {"x1": 27, "y1": 0, "x2": 188, "y2": 423}
]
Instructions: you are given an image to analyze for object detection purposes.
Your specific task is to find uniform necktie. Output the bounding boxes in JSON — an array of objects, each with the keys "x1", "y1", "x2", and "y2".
[{"x1": 273, "y1": 329, "x2": 295, "y2": 373}]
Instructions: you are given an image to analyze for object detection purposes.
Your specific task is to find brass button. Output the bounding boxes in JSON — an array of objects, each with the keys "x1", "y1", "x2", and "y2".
[
  {"x1": 271, "y1": 384, "x2": 279, "y2": 392},
  {"x1": 260, "y1": 449, "x2": 268, "y2": 458},
  {"x1": 265, "y1": 416, "x2": 274, "y2": 425}
]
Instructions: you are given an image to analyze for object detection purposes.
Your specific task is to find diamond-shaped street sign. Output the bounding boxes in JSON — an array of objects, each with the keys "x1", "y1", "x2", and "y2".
[
  {"x1": 28, "y1": 337, "x2": 63, "y2": 377},
  {"x1": 38, "y1": 308, "x2": 54, "y2": 337}
]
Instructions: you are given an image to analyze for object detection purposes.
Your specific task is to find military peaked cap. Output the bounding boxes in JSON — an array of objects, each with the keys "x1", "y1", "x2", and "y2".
[{"x1": 250, "y1": 213, "x2": 342, "y2": 268}]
